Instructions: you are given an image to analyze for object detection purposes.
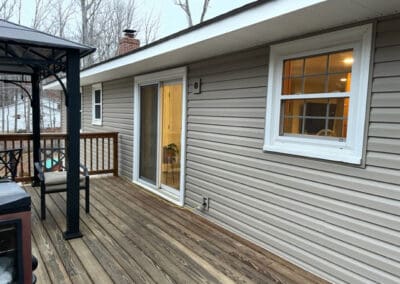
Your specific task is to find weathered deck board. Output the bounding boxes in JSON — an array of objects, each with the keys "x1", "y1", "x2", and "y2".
[{"x1": 26, "y1": 176, "x2": 328, "y2": 284}]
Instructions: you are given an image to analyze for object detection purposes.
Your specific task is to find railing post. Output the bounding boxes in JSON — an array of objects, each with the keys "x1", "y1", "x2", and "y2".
[{"x1": 113, "y1": 133, "x2": 118, "y2": 176}]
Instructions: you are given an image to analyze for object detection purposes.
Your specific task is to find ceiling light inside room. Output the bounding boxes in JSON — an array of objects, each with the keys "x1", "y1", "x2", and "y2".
[{"x1": 343, "y1": 57, "x2": 354, "y2": 65}]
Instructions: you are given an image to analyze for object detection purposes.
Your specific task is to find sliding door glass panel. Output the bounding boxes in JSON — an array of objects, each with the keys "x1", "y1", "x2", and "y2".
[
  {"x1": 161, "y1": 83, "x2": 182, "y2": 190},
  {"x1": 139, "y1": 84, "x2": 158, "y2": 185}
]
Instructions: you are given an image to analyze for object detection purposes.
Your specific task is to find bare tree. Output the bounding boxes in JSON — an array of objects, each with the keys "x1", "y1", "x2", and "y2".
[
  {"x1": 174, "y1": 0, "x2": 192, "y2": 27},
  {"x1": 49, "y1": 0, "x2": 76, "y2": 38},
  {"x1": 95, "y1": 0, "x2": 137, "y2": 61},
  {"x1": 174, "y1": 0, "x2": 211, "y2": 27},
  {"x1": 78, "y1": 0, "x2": 103, "y2": 66},
  {"x1": 140, "y1": 9, "x2": 160, "y2": 45},
  {"x1": 32, "y1": 0, "x2": 53, "y2": 31},
  {"x1": 17, "y1": 0, "x2": 21, "y2": 24},
  {"x1": 199, "y1": 0, "x2": 210, "y2": 23},
  {"x1": 0, "y1": 0, "x2": 16, "y2": 20}
]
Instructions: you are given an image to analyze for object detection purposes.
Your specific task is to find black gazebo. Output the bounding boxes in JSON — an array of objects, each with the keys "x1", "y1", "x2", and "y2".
[{"x1": 0, "y1": 19, "x2": 95, "y2": 239}]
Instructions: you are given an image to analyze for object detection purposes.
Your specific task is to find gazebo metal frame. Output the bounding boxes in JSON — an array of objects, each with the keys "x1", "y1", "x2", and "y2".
[{"x1": 0, "y1": 19, "x2": 95, "y2": 239}]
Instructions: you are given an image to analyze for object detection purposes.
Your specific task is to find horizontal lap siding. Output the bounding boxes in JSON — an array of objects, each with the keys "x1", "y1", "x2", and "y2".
[
  {"x1": 82, "y1": 77, "x2": 134, "y2": 179},
  {"x1": 185, "y1": 18, "x2": 400, "y2": 284}
]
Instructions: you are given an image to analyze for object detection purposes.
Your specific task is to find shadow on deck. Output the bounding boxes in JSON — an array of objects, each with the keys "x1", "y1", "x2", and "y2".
[{"x1": 24, "y1": 176, "x2": 327, "y2": 284}]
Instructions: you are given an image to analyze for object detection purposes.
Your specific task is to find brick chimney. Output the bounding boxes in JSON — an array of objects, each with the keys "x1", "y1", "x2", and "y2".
[{"x1": 117, "y1": 29, "x2": 140, "y2": 55}]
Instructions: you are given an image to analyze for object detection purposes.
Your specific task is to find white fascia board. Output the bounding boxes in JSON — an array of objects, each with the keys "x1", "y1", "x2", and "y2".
[{"x1": 82, "y1": 0, "x2": 323, "y2": 77}]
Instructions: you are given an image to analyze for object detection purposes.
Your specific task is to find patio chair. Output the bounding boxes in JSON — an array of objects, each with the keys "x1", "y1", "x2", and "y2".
[
  {"x1": 0, "y1": 148, "x2": 22, "y2": 182},
  {"x1": 34, "y1": 148, "x2": 89, "y2": 220}
]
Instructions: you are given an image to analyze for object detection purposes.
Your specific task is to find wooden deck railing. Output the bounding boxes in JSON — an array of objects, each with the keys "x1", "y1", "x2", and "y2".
[{"x1": 0, "y1": 132, "x2": 118, "y2": 182}]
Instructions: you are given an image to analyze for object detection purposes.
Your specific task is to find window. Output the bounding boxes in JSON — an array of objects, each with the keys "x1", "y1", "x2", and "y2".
[
  {"x1": 92, "y1": 83, "x2": 102, "y2": 125},
  {"x1": 264, "y1": 25, "x2": 372, "y2": 164}
]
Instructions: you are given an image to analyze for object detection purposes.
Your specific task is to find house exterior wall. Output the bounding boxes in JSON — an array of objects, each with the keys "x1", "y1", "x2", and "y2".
[
  {"x1": 185, "y1": 17, "x2": 400, "y2": 283},
  {"x1": 78, "y1": 16, "x2": 400, "y2": 284},
  {"x1": 81, "y1": 77, "x2": 134, "y2": 179}
]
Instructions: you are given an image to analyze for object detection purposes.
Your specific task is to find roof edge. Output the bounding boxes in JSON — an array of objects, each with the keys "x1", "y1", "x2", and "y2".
[{"x1": 81, "y1": 0, "x2": 272, "y2": 71}]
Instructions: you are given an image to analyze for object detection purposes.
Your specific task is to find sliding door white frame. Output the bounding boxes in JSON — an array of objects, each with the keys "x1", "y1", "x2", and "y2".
[{"x1": 133, "y1": 66, "x2": 187, "y2": 206}]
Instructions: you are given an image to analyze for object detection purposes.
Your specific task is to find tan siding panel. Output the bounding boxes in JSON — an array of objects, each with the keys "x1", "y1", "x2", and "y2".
[
  {"x1": 367, "y1": 151, "x2": 400, "y2": 170},
  {"x1": 371, "y1": 92, "x2": 400, "y2": 107},
  {"x1": 375, "y1": 45, "x2": 400, "y2": 62},
  {"x1": 369, "y1": 122, "x2": 400, "y2": 138},
  {"x1": 188, "y1": 116, "x2": 265, "y2": 128},
  {"x1": 370, "y1": 107, "x2": 400, "y2": 123},
  {"x1": 375, "y1": 31, "x2": 400, "y2": 47},
  {"x1": 373, "y1": 61, "x2": 400, "y2": 77},
  {"x1": 372, "y1": 77, "x2": 400, "y2": 92},
  {"x1": 367, "y1": 137, "x2": 400, "y2": 154},
  {"x1": 189, "y1": 87, "x2": 267, "y2": 101}
]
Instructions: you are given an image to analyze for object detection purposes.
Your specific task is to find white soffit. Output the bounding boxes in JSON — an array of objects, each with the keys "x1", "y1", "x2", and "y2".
[{"x1": 45, "y1": 0, "x2": 400, "y2": 89}]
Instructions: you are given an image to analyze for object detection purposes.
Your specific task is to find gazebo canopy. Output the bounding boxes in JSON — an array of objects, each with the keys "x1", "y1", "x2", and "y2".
[
  {"x1": 0, "y1": 19, "x2": 94, "y2": 78},
  {"x1": 0, "y1": 19, "x2": 95, "y2": 240}
]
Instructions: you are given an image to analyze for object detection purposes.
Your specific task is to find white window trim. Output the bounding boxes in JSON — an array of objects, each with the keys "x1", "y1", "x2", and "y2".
[
  {"x1": 92, "y1": 83, "x2": 102, "y2": 125},
  {"x1": 133, "y1": 66, "x2": 187, "y2": 206},
  {"x1": 264, "y1": 24, "x2": 373, "y2": 164}
]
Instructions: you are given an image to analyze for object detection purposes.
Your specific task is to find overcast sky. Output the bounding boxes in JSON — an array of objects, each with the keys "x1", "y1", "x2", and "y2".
[{"x1": 19, "y1": 0, "x2": 254, "y2": 40}]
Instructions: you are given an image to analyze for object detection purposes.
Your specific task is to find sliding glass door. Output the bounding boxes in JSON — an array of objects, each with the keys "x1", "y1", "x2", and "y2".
[
  {"x1": 160, "y1": 82, "x2": 182, "y2": 191},
  {"x1": 138, "y1": 81, "x2": 183, "y2": 197},
  {"x1": 139, "y1": 84, "x2": 158, "y2": 185}
]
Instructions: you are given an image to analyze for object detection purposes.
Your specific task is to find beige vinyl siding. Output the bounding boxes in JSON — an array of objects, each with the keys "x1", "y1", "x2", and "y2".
[
  {"x1": 185, "y1": 18, "x2": 400, "y2": 284},
  {"x1": 81, "y1": 77, "x2": 134, "y2": 179}
]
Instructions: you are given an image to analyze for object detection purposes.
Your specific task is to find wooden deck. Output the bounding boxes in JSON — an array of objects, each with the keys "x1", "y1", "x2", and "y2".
[{"x1": 25, "y1": 176, "x2": 327, "y2": 284}]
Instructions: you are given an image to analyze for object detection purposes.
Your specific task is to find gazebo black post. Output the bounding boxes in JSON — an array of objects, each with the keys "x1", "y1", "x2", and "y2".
[
  {"x1": 31, "y1": 70, "x2": 41, "y2": 186},
  {"x1": 63, "y1": 49, "x2": 82, "y2": 240}
]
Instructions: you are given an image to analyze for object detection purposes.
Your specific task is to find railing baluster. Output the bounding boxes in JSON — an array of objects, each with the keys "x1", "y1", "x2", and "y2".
[
  {"x1": 84, "y1": 137, "x2": 87, "y2": 168},
  {"x1": 19, "y1": 139, "x2": 23, "y2": 178},
  {"x1": 90, "y1": 137, "x2": 93, "y2": 172},
  {"x1": 108, "y1": 137, "x2": 110, "y2": 170},
  {"x1": 102, "y1": 137, "x2": 104, "y2": 170},
  {"x1": 51, "y1": 138, "x2": 54, "y2": 168},
  {"x1": 27, "y1": 139, "x2": 31, "y2": 178},
  {"x1": 96, "y1": 137, "x2": 99, "y2": 171}
]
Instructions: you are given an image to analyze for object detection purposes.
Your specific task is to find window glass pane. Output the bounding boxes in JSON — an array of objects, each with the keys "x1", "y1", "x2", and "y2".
[
  {"x1": 95, "y1": 90, "x2": 101, "y2": 103},
  {"x1": 328, "y1": 50, "x2": 353, "y2": 73},
  {"x1": 282, "y1": 117, "x2": 303, "y2": 135},
  {"x1": 283, "y1": 59, "x2": 303, "y2": 77},
  {"x1": 282, "y1": 50, "x2": 353, "y2": 96},
  {"x1": 304, "y1": 55, "x2": 327, "y2": 75},
  {"x1": 327, "y1": 119, "x2": 347, "y2": 138},
  {"x1": 305, "y1": 99, "x2": 328, "y2": 117},
  {"x1": 329, "y1": 98, "x2": 348, "y2": 118},
  {"x1": 283, "y1": 99, "x2": 304, "y2": 117},
  {"x1": 328, "y1": 73, "x2": 351, "y2": 92},
  {"x1": 280, "y1": 98, "x2": 349, "y2": 139},
  {"x1": 304, "y1": 76, "x2": 326, "y2": 93},
  {"x1": 303, "y1": 119, "x2": 327, "y2": 135},
  {"x1": 282, "y1": 78, "x2": 303, "y2": 95},
  {"x1": 95, "y1": 105, "x2": 101, "y2": 119}
]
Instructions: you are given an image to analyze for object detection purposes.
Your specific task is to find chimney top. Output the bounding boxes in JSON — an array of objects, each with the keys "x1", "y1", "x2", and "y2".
[
  {"x1": 118, "y1": 29, "x2": 140, "y2": 55},
  {"x1": 123, "y1": 29, "x2": 137, "y2": 38}
]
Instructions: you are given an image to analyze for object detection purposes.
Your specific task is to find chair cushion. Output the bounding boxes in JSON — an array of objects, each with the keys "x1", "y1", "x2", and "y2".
[
  {"x1": 45, "y1": 183, "x2": 86, "y2": 193},
  {"x1": 44, "y1": 171, "x2": 86, "y2": 187}
]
